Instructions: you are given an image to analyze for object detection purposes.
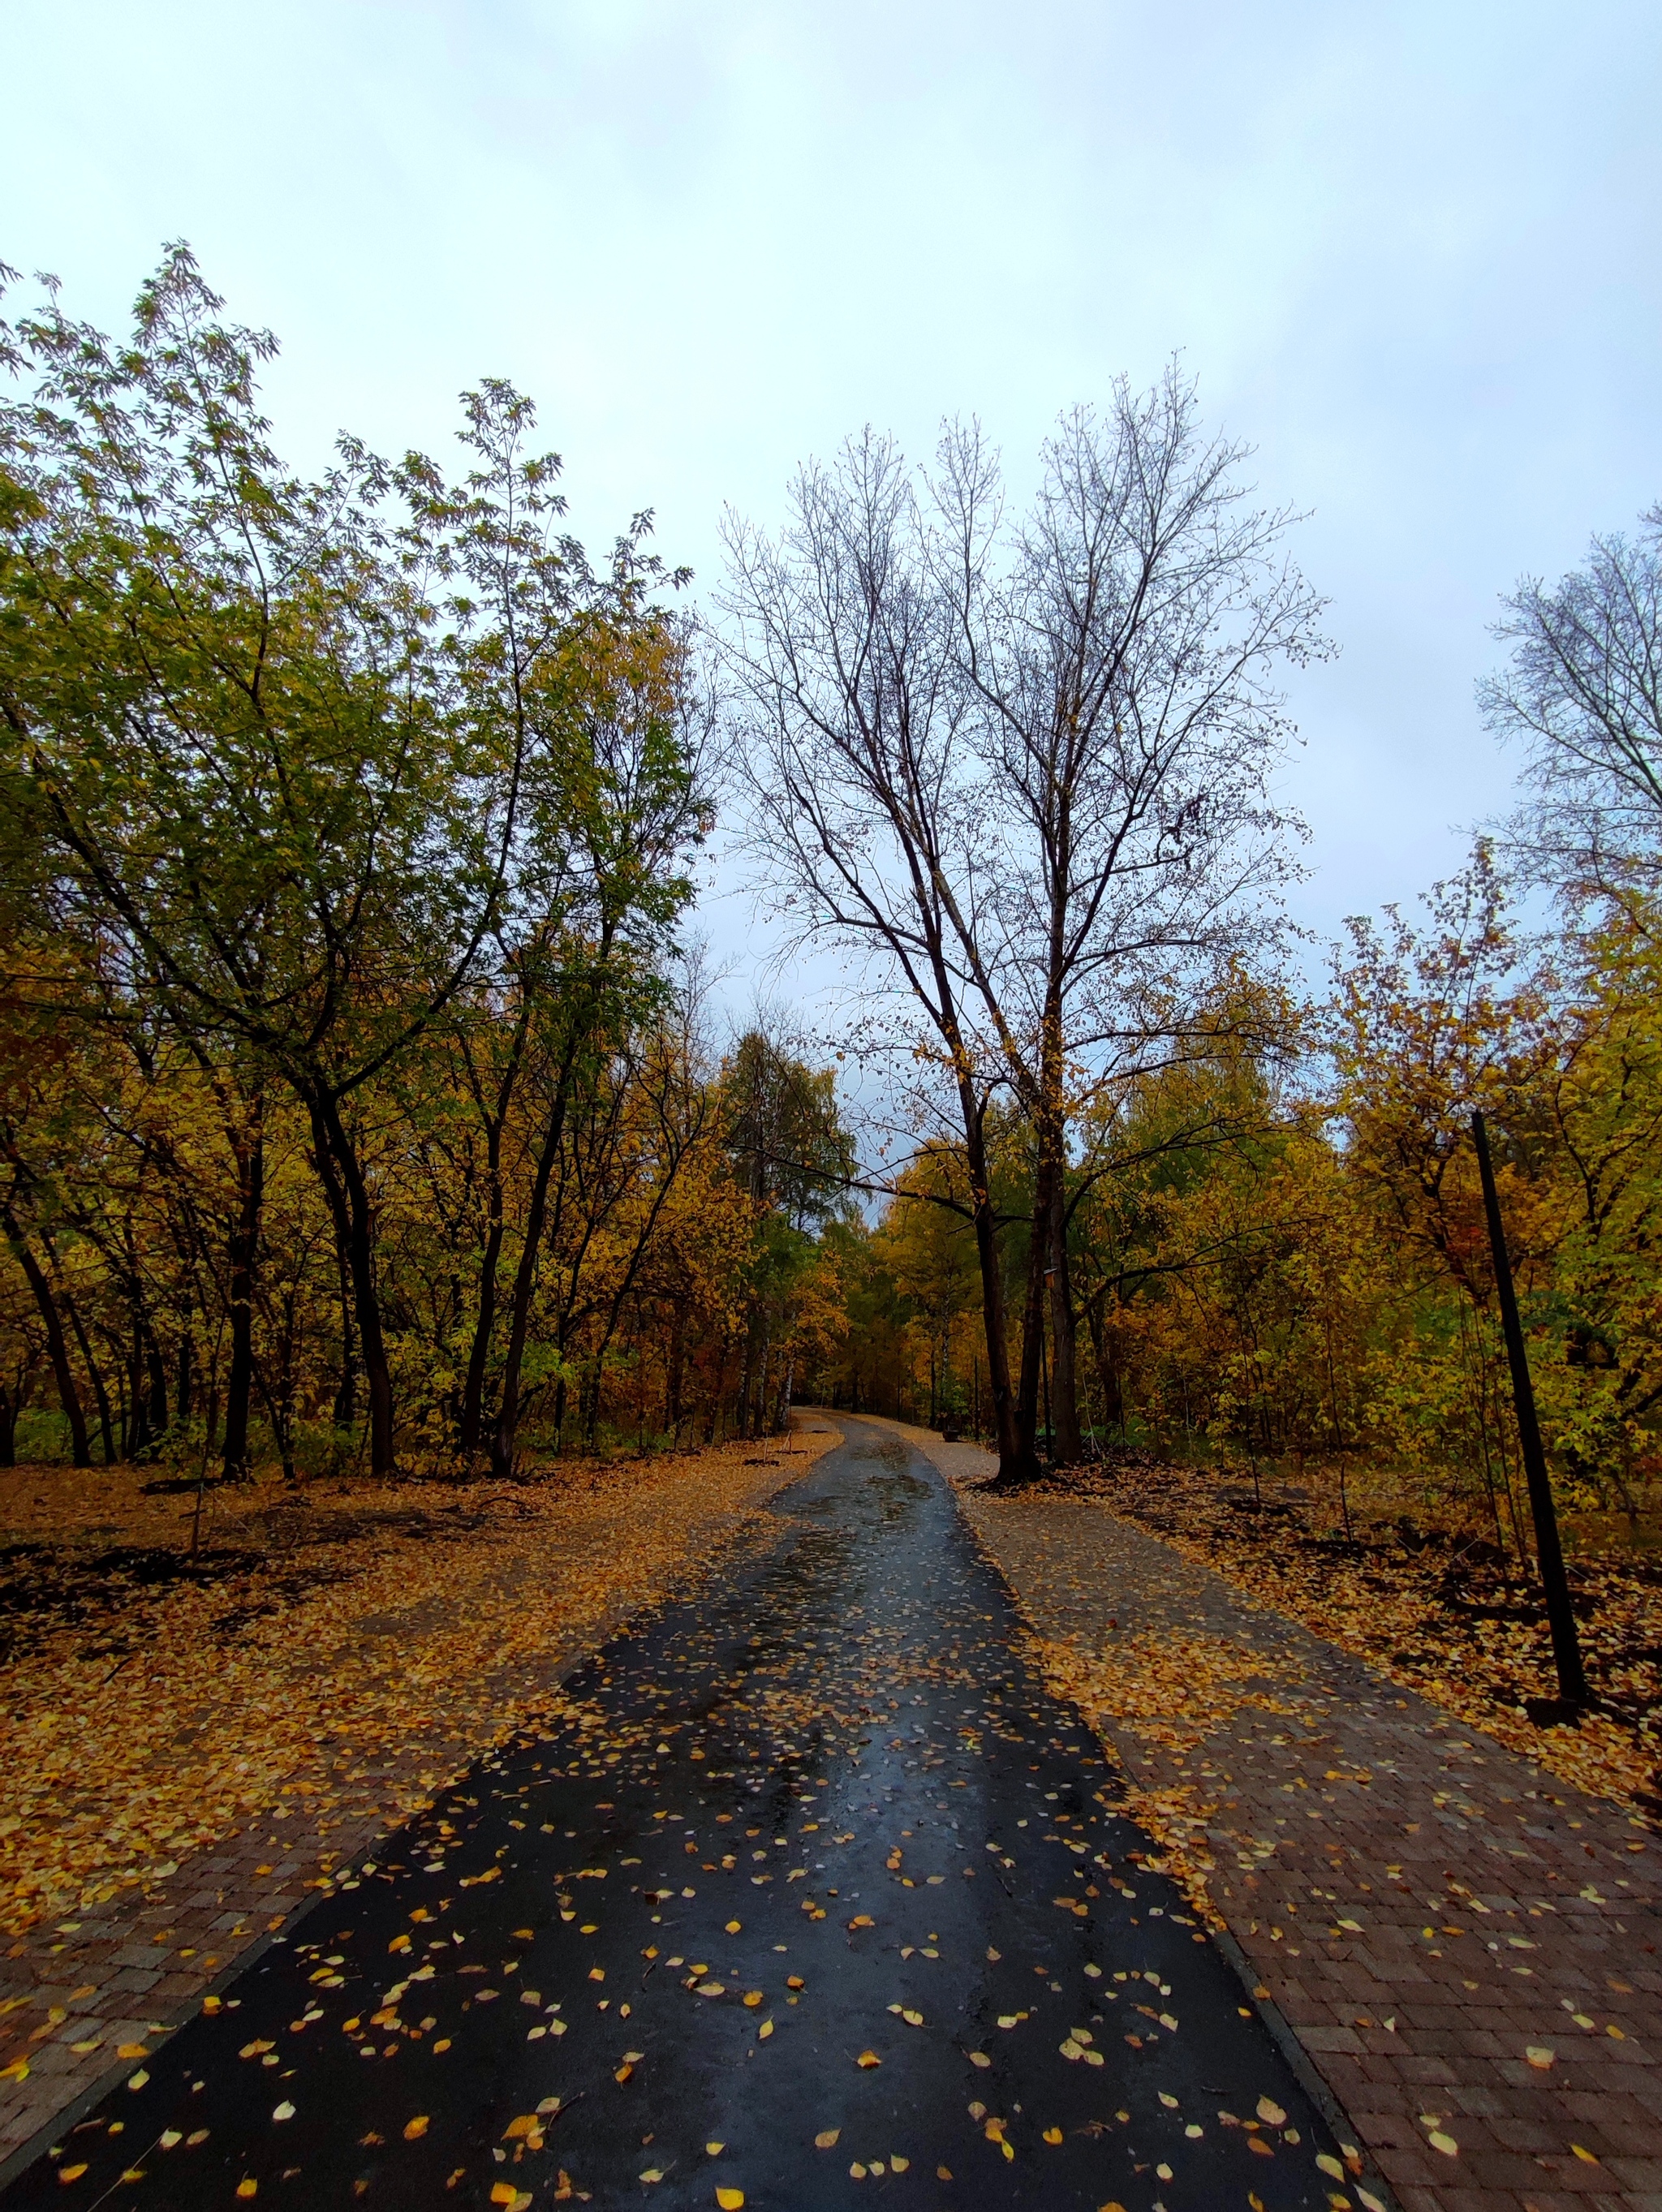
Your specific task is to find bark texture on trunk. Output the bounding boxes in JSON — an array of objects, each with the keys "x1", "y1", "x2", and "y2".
[
  {"x1": 306, "y1": 1091, "x2": 394, "y2": 1478},
  {"x1": 1047, "y1": 1168, "x2": 1083, "y2": 1463},
  {"x1": 222, "y1": 1112, "x2": 265, "y2": 1480},
  {"x1": 2, "y1": 1201, "x2": 90, "y2": 1465}
]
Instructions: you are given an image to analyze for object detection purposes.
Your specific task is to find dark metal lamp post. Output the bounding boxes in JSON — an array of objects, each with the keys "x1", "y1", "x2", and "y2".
[{"x1": 1471, "y1": 1112, "x2": 1587, "y2": 1709}]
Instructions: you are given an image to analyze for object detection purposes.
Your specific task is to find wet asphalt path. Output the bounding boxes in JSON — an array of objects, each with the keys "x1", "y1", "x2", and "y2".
[{"x1": 6, "y1": 1419, "x2": 1353, "y2": 2210}]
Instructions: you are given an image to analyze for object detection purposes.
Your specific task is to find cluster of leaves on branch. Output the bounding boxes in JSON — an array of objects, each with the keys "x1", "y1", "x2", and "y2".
[{"x1": 0, "y1": 252, "x2": 850, "y2": 1480}]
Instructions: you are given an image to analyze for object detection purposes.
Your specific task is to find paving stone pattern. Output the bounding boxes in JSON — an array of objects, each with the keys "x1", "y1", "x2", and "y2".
[
  {"x1": 908, "y1": 1427, "x2": 1662, "y2": 2212},
  {"x1": 0, "y1": 1470, "x2": 800, "y2": 2177},
  {"x1": 2, "y1": 1418, "x2": 1355, "y2": 2211}
]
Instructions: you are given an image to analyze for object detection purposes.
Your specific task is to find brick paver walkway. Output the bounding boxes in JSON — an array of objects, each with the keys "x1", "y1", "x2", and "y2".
[
  {"x1": 869, "y1": 1420, "x2": 1662, "y2": 2212},
  {"x1": 0, "y1": 1442, "x2": 825, "y2": 2182}
]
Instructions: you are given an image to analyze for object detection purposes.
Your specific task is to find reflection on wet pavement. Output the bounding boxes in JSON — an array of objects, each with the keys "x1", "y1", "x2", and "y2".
[{"x1": 4, "y1": 1419, "x2": 1354, "y2": 2210}]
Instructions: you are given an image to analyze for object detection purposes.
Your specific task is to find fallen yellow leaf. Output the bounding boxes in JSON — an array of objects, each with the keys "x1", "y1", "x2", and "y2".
[
  {"x1": 716, "y1": 2191, "x2": 745, "y2": 2210},
  {"x1": 815, "y1": 2129, "x2": 840, "y2": 2150},
  {"x1": 855, "y1": 2049, "x2": 881, "y2": 2068},
  {"x1": 404, "y1": 2115, "x2": 429, "y2": 2141}
]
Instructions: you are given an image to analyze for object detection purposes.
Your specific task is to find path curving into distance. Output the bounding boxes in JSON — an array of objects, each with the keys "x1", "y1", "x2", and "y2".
[{"x1": 4, "y1": 1418, "x2": 1358, "y2": 2210}]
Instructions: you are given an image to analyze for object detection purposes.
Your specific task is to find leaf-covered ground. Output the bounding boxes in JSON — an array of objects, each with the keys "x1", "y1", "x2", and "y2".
[
  {"x1": 2, "y1": 1420, "x2": 1367, "y2": 2210},
  {"x1": 0, "y1": 1436, "x2": 835, "y2": 1943},
  {"x1": 938, "y1": 1434, "x2": 1662, "y2": 2209},
  {"x1": 1025, "y1": 1452, "x2": 1662, "y2": 1818}
]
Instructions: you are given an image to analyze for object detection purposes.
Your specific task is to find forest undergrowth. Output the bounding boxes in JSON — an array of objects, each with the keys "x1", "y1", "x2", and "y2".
[{"x1": 1033, "y1": 1448, "x2": 1662, "y2": 1817}]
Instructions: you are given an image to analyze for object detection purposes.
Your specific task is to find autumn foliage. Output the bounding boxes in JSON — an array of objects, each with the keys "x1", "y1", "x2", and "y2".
[{"x1": 0, "y1": 252, "x2": 847, "y2": 1480}]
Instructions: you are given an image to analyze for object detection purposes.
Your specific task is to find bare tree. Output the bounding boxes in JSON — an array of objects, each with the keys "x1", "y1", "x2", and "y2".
[
  {"x1": 719, "y1": 433, "x2": 1027, "y2": 1471},
  {"x1": 1481, "y1": 507, "x2": 1662, "y2": 906},
  {"x1": 721, "y1": 370, "x2": 1324, "y2": 1478},
  {"x1": 932, "y1": 370, "x2": 1326, "y2": 1463}
]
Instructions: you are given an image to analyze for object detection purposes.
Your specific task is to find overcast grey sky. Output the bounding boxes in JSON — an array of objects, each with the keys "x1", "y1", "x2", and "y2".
[{"x1": 8, "y1": 0, "x2": 1661, "y2": 990}]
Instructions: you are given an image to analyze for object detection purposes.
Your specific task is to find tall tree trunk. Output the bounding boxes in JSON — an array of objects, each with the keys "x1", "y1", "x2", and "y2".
[
  {"x1": 332, "y1": 1228, "x2": 357, "y2": 1427},
  {"x1": 459, "y1": 996, "x2": 532, "y2": 1457},
  {"x1": 459, "y1": 1182, "x2": 506, "y2": 1457},
  {"x1": 176, "y1": 1328, "x2": 193, "y2": 1426},
  {"x1": 61, "y1": 1287, "x2": 117, "y2": 1464},
  {"x1": 492, "y1": 1070, "x2": 579, "y2": 1480},
  {"x1": 2, "y1": 1202, "x2": 89, "y2": 1465},
  {"x1": 145, "y1": 1328, "x2": 170, "y2": 1448},
  {"x1": 665, "y1": 1306, "x2": 686, "y2": 1438},
  {"x1": 1047, "y1": 1168, "x2": 1083, "y2": 1463},
  {"x1": 127, "y1": 1324, "x2": 151, "y2": 1461},
  {"x1": 1011, "y1": 1138, "x2": 1055, "y2": 1478},
  {"x1": 934, "y1": 978, "x2": 1023, "y2": 1477},
  {"x1": 222, "y1": 1115, "x2": 264, "y2": 1480},
  {"x1": 736, "y1": 1305, "x2": 760, "y2": 1440},
  {"x1": 305, "y1": 1091, "x2": 394, "y2": 1479}
]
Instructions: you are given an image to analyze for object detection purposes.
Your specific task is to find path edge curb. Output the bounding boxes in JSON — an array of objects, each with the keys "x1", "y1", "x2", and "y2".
[{"x1": 1208, "y1": 1923, "x2": 1404, "y2": 2212}]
